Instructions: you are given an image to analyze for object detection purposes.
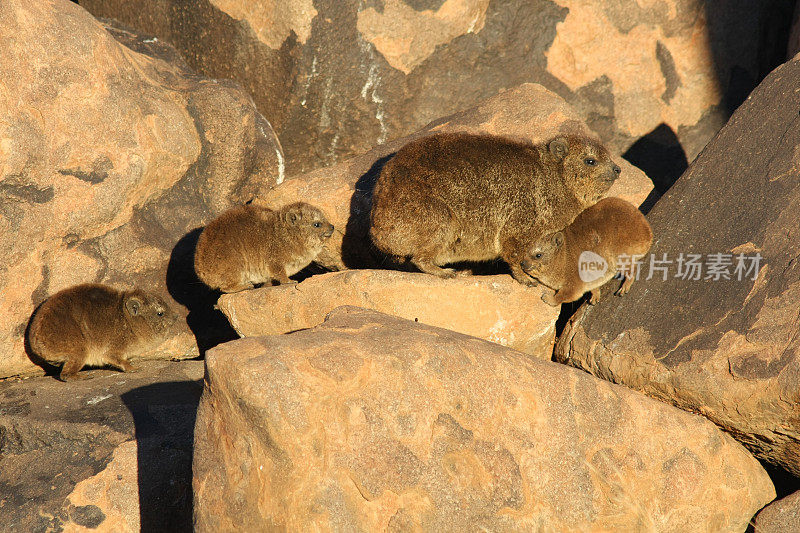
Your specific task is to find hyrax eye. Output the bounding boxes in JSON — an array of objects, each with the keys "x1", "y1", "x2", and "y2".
[
  {"x1": 584, "y1": 158, "x2": 597, "y2": 166},
  {"x1": 313, "y1": 222, "x2": 321, "y2": 228},
  {"x1": 534, "y1": 253, "x2": 543, "y2": 260},
  {"x1": 157, "y1": 311, "x2": 164, "y2": 317}
]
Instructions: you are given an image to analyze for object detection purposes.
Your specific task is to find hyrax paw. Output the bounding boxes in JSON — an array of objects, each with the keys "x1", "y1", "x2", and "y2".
[{"x1": 540, "y1": 292, "x2": 560, "y2": 307}]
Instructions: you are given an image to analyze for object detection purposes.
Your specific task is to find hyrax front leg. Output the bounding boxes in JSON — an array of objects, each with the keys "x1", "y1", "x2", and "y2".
[
  {"x1": 502, "y1": 239, "x2": 537, "y2": 286},
  {"x1": 268, "y1": 263, "x2": 292, "y2": 285},
  {"x1": 589, "y1": 289, "x2": 603, "y2": 305},
  {"x1": 615, "y1": 263, "x2": 639, "y2": 296},
  {"x1": 541, "y1": 286, "x2": 585, "y2": 307}
]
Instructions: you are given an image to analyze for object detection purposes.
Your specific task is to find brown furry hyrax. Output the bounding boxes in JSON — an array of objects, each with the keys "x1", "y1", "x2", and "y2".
[
  {"x1": 520, "y1": 197, "x2": 652, "y2": 306},
  {"x1": 369, "y1": 132, "x2": 621, "y2": 284},
  {"x1": 27, "y1": 283, "x2": 178, "y2": 381},
  {"x1": 194, "y1": 202, "x2": 334, "y2": 293}
]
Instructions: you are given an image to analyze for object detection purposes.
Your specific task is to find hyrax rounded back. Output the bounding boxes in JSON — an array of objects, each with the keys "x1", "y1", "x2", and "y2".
[
  {"x1": 194, "y1": 202, "x2": 334, "y2": 293},
  {"x1": 27, "y1": 283, "x2": 178, "y2": 381},
  {"x1": 369, "y1": 132, "x2": 621, "y2": 283},
  {"x1": 520, "y1": 197, "x2": 652, "y2": 306}
]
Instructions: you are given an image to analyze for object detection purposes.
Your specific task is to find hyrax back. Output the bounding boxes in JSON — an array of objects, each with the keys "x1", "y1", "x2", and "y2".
[
  {"x1": 521, "y1": 197, "x2": 652, "y2": 306},
  {"x1": 369, "y1": 132, "x2": 621, "y2": 283},
  {"x1": 194, "y1": 202, "x2": 334, "y2": 293},
  {"x1": 27, "y1": 283, "x2": 178, "y2": 381}
]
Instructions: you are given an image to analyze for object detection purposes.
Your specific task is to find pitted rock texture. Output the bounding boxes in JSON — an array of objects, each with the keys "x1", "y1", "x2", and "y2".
[
  {"x1": 193, "y1": 306, "x2": 774, "y2": 532},
  {"x1": 753, "y1": 490, "x2": 800, "y2": 533},
  {"x1": 555, "y1": 54, "x2": 800, "y2": 477},
  {"x1": 259, "y1": 83, "x2": 653, "y2": 271},
  {"x1": 217, "y1": 270, "x2": 560, "y2": 359},
  {"x1": 0, "y1": 0, "x2": 282, "y2": 378},
  {"x1": 0, "y1": 360, "x2": 204, "y2": 532},
  {"x1": 79, "y1": 0, "x2": 792, "y2": 175}
]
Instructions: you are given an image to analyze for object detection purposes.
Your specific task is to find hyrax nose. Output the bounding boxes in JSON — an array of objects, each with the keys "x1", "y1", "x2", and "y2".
[
  {"x1": 323, "y1": 224, "x2": 334, "y2": 238},
  {"x1": 612, "y1": 164, "x2": 621, "y2": 175},
  {"x1": 520, "y1": 259, "x2": 532, "y2": 271}
]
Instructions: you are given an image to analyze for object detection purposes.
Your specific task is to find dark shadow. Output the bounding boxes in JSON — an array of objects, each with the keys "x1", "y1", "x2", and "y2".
[
  {"x1": 121, "y1": 380, "x2": 203, "y2": 533},
  {"x1": 705, "y1": 2, "x2": 795, "y2": 117},
  {"x1": 762, "y1": 460, "x2": 800, "y2": 500},
  {"x1": 341, "y1": 153, "x2": 397, "y2": 268},
  {"x1": 623, "y1": 123, "x2": 688, "y2": 197},
  {"x1": 166, "y1": 228, "x2": 238, "y2": 355},
  {"x1": 23, "y1": 305, "x2": 61, "y2": 379}
]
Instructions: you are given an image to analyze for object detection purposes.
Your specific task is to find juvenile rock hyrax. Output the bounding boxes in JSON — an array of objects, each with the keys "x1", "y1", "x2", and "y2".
[
  {"x1": 194, "y1": 202, "x2": 334, "y2": 293},
  {"x1": 520, "y1": 197, "x2": 652, "y2": 306},
  {"x1": 369, "y1": 132, "x2": 621, "y2": 284},
  {"x1": 27, "y1": 283, "x2": 178, "y2": 381}
]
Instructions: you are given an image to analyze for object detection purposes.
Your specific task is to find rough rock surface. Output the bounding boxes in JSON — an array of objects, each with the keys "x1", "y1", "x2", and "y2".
[
  {"x1": 193, "y1": 306, "x2": 774, "y2": 532},
  {"x1": 555, "y1": 54, "x2": 800, "y2": 477},
  {"x1": 218, "y1": 270, "x2": 560, "y2": 359},
  {"x1": 0, "y1": 360, "x2": 204, "y2": 532},
  {"x1": 259, "y1": 83, "x2": 653, "y2": 271},
  {"x1": 79, "y1": 0, "x2": 792, "y2": 175},
  {"x1": 754, "y1": 490, "x2": 800, "y2": 533},
  {"x1": 0, "y1": 0, "x2": 282, "y2": 378}
]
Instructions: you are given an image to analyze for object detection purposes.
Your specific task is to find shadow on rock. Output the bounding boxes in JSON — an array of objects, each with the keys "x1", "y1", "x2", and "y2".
[
  {"x1": 166, "y1": 228, "x2": 238, "y2": 355},
  {"x1": 623, "y1": 123, "x2": 688, "y2": 214},
  {"x1": 121, "y1": 379, "x2": 203, "y2": 532},
  {"x1": 342, "y1": 153, "x2": 396, "y2": 269}
]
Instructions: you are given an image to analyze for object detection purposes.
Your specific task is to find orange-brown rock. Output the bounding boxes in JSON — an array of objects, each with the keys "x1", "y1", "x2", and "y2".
[
  {"x1": 753, "y1": 490, "x2": 800, "y2": 533},
  {"x1": 217, "y1": 270, "x2": 560, "y2": 359},
  {"x1": 259, "y1": 83, "x2": 653, "y2": 271},
  {"x1": 555, "y1": 54, "x2": 800, "y2": 477},
  {"x1": 0, "y1": 0, "x2": 282, "y2": 378},
  {"x1": 0, "y1": 360, "x2": 204, "y2": 531},
  {"x1": 193, "y1": 307, "x2": 774, "y2": 532},
  {"x1": 80, "y1": 0, "x2": 792, "y2": 174}
]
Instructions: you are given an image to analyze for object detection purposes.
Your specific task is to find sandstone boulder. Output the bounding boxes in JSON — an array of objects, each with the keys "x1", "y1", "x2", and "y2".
[
  {"x1": 259, "y1": 83, "x2": 653, "y2": 271},
  {"x1": 555, "y1": 54, "x2": 800, "y2": 476},
  {"x1": 80, "y1": 0, "x2": 792, "y2": 175},
  {"x1": 218, "y1": 270, "x2": 560, "y2": 359},
  {"x1": 193, "y1": 307, "x2": 774, "y2": 532},
  {"x1": 0, "y1": 360, "x2": 204, "y2": 531},
  {"x1": 754, "y1": 490, "x2": 800, "y2": 533},
  {"x1": 0, "y1": 0, "x2": 282, "y2": 378}
]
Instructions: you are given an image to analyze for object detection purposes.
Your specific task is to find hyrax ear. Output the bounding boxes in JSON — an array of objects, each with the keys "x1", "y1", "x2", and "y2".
[
  {"x1": 548, "y1": 138, "x2": 569, "y2": 159},
  {"x1": 125, "y1": 297, "x2": 143, "y2": 316},
  {"x1": 283, "y1": 207, "x2": 301, "y2": 225},
  {"x1": 552, "y1": 231, "x2": 565, "y2": 248}
]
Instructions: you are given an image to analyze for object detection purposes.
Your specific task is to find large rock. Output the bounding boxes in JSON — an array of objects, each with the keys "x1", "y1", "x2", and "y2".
[
  {"x1": 260, "y1": 83, "x2": 653, "y2": 271},
  {"x1": 193, "y1": 306, "x2": 774, "y2": 532},
  {"x1": 0, "y1": 360, "x2": 204, "y2": 532},
  {"x1": 753, "y1": 490, "x2": 800, "y2": 533},
  {"x1": 79, "y1": 0, "x2": 792, "y2": 175},
  {"x1": 555, "y1": 54, "x2": 800, "y2": 476},
  {"x1": 218, "y1": 270, "x2": 560, "y2": 359},
  {"x1": 0, "y1": 0, "x2": 282, "y2": 378}
]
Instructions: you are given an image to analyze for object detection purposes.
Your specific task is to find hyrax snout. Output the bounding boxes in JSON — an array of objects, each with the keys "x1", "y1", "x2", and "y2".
[
  {"x1": 194, "y1": 202, "x2": 334, "y2": 293},
  {"x1": 369, "y1": 132, "x2": 621, "y2": 284},
  {"x1": 520, "y1": 197, "x2": 652, "y2": 306},
  {"x1": 27, "y1": 283, "x2": 178, "y2": 381}
]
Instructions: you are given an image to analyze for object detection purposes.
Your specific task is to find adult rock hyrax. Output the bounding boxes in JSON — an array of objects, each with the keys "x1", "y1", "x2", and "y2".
[
  {"x1": 369, "y1": 132, "x2": 621, "y2": 284},
  {"x1": 520, "y1": 197, "x2": 652, "y2": 306},
  {"x1": 194, "y1": 202, "x2": 334, "y2": 293},
  {"x1": 27, "y1": 283, "x2": 178, "y2": 381}
]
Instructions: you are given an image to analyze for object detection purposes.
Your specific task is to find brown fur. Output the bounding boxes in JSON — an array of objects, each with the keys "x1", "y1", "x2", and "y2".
[
  {"x1": 369, "y1": 133, "x2": 621, "y2": 283},
  {"x1": 194, "y1": 202, "x2": 334, "y2": 292},
  {"x1": 520, "y1": 197, "x2": 653, "y2": 306},
  {"x1": 27, "y1": 283, "x2": 178, "y2": 381}
]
